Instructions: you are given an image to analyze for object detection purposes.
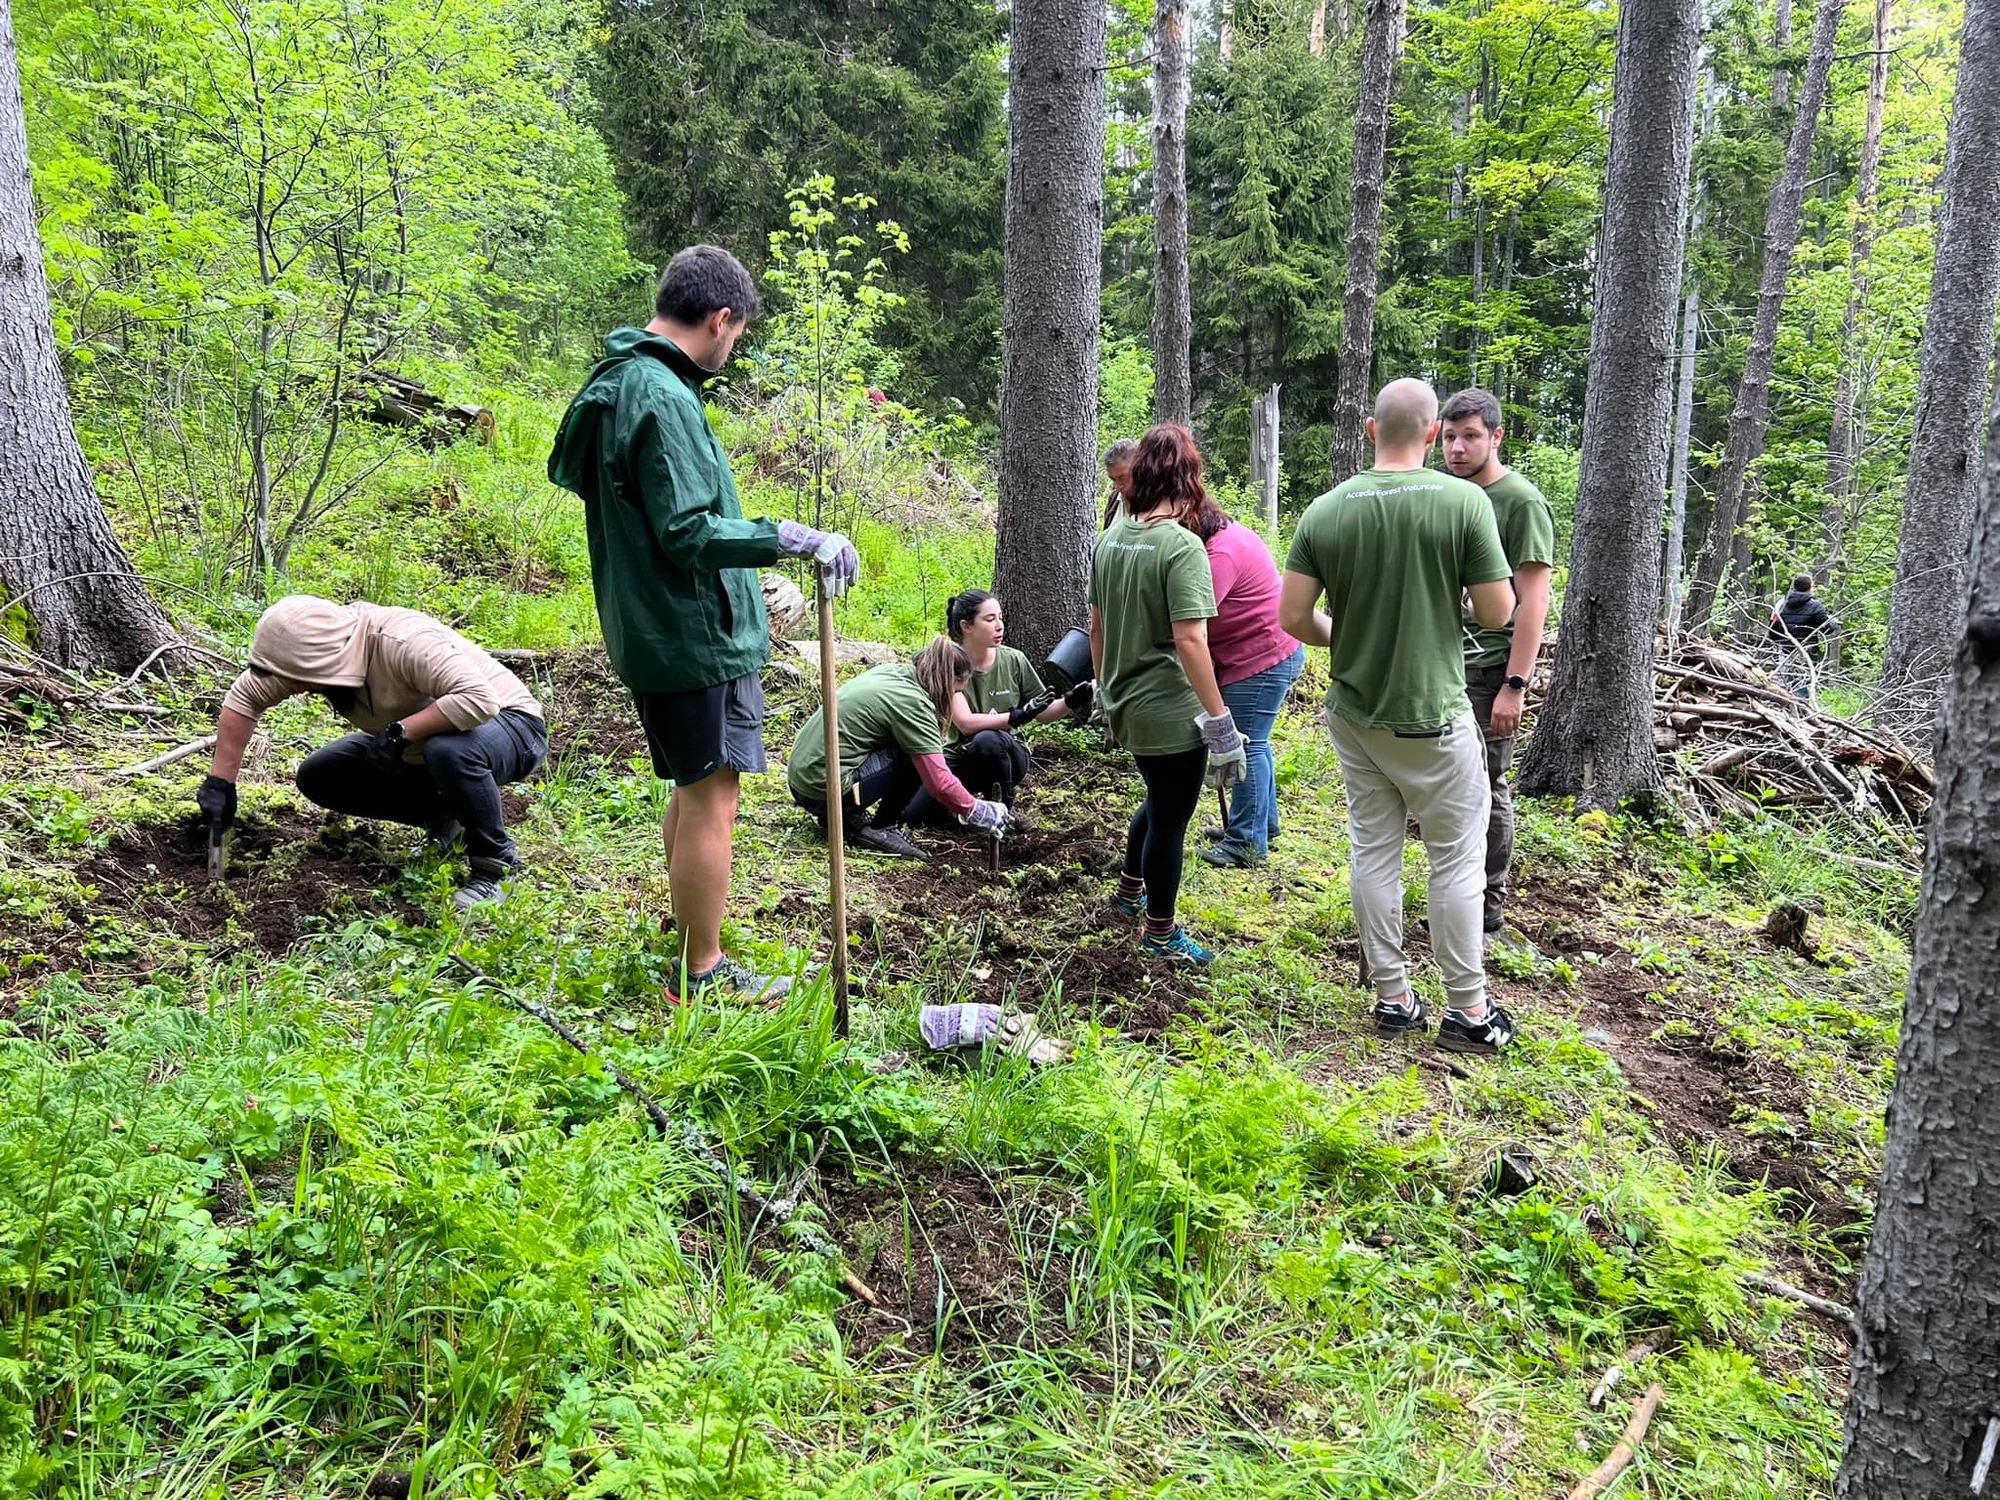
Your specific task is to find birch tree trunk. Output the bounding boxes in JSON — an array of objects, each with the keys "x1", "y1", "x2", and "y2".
[
  {"x1": 1821, "y1": 0, "x2": 1891, "y2": 584},
  {"x1": 1152, "y1": 0, "x2": 1192, "y2": 427},
  {"x1": 0, "y1": 0, "x2": 177, "y2": 675},
  {"x1": 1876, "y1": 0, "x2": 2000, "y2": 738},
  {"x1": 1837, "y1": 373, "x2": 2000, "y2": 1500},
  {"x1": 1663, "y1": 61, "x2": 1716, "y2": 639},
  {"x1": 993, "y1": 0, "x2": 1107, "y2": 661},
  {"x1": 1771, "y1": 0, "x2": 1796, "y2": 109},
  {"x1": 1515, "y1": 0, "x2": 1701, "y2": 807},
  {"x1": 1683, "y1": 0, "x2": 1843, "y2": 634},
  {"x1": 1326, "y1": 0, "x2": 1407, "y2": 486}
]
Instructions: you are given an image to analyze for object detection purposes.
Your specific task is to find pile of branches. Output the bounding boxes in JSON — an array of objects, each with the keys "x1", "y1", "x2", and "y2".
[{"x1": 1643, "y1": 639, "x2": 1933, "y2": 829}]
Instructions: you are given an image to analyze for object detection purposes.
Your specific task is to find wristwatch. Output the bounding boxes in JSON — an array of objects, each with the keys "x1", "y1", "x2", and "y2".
[
  {"x1": 1505, "y1": 674, "x2": 1529, "y2": 692},
  {"x1": 383, "y1": 721, "x2": 408, "y2": 750}
]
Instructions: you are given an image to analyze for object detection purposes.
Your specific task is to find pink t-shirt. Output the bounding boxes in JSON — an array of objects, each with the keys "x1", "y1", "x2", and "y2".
[{"x1": 1204, "y1": 522, "x2": 1300, "y2": 687}]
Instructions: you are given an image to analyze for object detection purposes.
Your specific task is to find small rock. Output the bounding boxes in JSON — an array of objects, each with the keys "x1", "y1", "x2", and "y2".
[
  {"x1": 1489, "y1": 1145, "x2": 1539, "y2": 1197},
  {"x1": 1582, "y1": 1027, "x2": 1616, "y2": 1049}
]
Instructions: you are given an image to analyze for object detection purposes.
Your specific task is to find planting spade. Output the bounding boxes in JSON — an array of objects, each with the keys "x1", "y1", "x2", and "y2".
[{"x1": 206, "y1": 818, "x2": 227, "y2": 882}]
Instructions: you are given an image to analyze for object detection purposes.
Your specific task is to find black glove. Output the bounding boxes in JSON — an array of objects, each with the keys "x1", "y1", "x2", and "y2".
[
  {"x1": 196, "y1": 774, "x2": 237, "y2": 834},
  {"x1": 1064, "y1": 681, "x2": 1094, "y2": 722},
  {"x1": 1007, "y1": 691, "x2": 1058, "y2": 728},
  {"x1": 366, "y1": 721, "x2": 409, "y2": 772}
]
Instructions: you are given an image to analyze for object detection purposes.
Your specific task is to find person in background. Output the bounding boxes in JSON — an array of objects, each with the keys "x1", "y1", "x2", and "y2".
[
  {"x1": 787, "y1": 638, "x2": 1011, "y2": 860},
  {"x1": 1439, "y1": 387, "x2": 1556, "y2": 934},
  {"x1": 1102, "y1": 438, "x2": 1139, "y2": 529},
  {"x1": 1280, "y1": 380, "x2": 1517, "y2": 1053},
  {"x1": 1768, "y1": 573, "x2": 1834, "y2": 699},
  {"x1": 197, "y1": 596, "x2": 547, "y2": 910},
  {"x1": 547, "y1": 244, "x2": 858, "y2": 1003},
  {"x1": 904, "y1": 590, "x2": 1092, "y2": 819},
  {"x1": 1091, "y1": 424, "x2": 1247, "y2": 966},
  {"x1": 1183, "y1": 499, "x2": 1305, "y2": 868}
]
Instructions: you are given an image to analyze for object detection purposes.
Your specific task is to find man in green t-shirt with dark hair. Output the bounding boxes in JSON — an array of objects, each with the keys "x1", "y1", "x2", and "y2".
[
  {"x1": 1441, "y1": 387, "x2": 1557, "y2": 936},
  {"x1": 1280, "y1": 379, "x2": 1519, "y2": 1054}
]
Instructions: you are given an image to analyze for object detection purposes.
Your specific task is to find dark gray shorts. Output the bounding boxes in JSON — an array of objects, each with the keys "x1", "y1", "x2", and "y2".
[{"x1": 632, "y1": 673, "x2": 768, "y2": 785}]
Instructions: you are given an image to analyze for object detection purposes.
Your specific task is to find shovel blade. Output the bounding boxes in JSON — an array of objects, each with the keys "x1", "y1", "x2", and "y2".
[{"x1": 207, "y1": 831, "x2": 225, "y2": 881}]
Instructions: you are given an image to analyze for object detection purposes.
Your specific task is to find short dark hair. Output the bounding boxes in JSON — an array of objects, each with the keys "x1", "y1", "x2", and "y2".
[
  {"x1": 1440, "y1": 387, "x2": 1503, "y2": 433},
  {"x1": 655, "y1": 245, "x2": 760, "y2": 326},
  {"x1": 1792, "y1": 573, "x2": 1815, "y2": 593}
]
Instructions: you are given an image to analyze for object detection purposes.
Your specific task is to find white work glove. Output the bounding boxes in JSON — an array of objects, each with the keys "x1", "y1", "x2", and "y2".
[
  {"x1": 959, "y1": 797, "x2": 1012, "y2": 835},
  {"x1": 920, "y1": 1003, "x2": 1003, "y2": 1050},
  {"x1": 1196, "y1": 709, "x2": 1248, "y2": 791},
  {"x1": 776, "y1": 520, "x2": 860, "y2": 597}
]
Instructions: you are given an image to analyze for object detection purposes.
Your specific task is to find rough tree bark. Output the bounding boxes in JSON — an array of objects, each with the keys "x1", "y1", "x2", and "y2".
[
  {"x1": 1326, "y1": 0, "x2": 1407, "y2": 486},
  {"x1": 1876, "y1": 0, "x2": 2000, "y2": 738},
  {"x1": 1152, "y1": 0, "x2": 1192, "y2": 427},
  {"x1": 1683, "y1": 0, "x2": 1843, "y2": 635},
  {"x1": 1836, "y1": 373, "x2": 2000, "y2": 1500},
  {"x1": 993, "y1": 0, "x2": 1107, "y2": 661},
  {"x1": 1820, "y1": 0, "x2": 1891, "y2": 585},
  {"x1": 1515, "y1": 0, "x2": 1701, "y2": 808},
  {"x1": 1771, "y1": 0, "x2": 1796, "y2": 109},
  {"x1": 0, "y1": 0, "x2": 177, "y2": 674},
  {"x1": 1663, "y1": 61, "x2": 1716, "y2": 640}
]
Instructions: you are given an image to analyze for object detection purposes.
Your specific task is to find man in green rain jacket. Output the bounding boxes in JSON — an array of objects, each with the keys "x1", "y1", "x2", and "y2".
[{"x1": 549, "y1": 245, "x2": 858, "y2": 1003}]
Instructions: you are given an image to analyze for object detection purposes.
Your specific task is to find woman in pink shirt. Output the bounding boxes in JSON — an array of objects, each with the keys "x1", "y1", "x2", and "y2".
[{"x1": 1188, "y1": 501, "x2": 1305, "y2": 866}]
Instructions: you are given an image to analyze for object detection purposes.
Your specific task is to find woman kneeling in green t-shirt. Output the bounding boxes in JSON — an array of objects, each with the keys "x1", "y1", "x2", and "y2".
[
  {"x1": 787, "y1": 638, "x2": 1012, "y2": 860},
  {"x1": 1090, "y1": 425, "x2": 1249, "y2": 966}
]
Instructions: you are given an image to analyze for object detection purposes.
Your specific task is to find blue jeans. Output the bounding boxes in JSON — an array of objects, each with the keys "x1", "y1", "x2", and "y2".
[{"x1": 1215, "y1": 646, "x2": 1305, "y2": 861}]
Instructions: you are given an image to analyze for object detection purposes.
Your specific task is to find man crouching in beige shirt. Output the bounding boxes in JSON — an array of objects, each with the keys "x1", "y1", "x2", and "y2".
[{"x1": 197, "y1": 596, "x2": 547, "y2": 910}]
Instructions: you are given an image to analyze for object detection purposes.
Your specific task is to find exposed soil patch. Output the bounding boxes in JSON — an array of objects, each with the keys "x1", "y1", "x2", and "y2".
[
  {"x1": 819, "y1": 1164, "x2": 1080, "y2": 1361},
  {"x1": 59, "y1": 811, "x2": 419, "y2": 965},
  {"x1": 518, "y1": 649, "x2": 648, "y2": 767}
]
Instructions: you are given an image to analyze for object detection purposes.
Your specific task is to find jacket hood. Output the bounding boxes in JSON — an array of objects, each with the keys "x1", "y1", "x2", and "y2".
[
  {"x1": 547, "y1": 329, "x2": 705, "y2": 494},
  {"x1": 249, "y1": 596, "x2": 368, "y2": 686}
]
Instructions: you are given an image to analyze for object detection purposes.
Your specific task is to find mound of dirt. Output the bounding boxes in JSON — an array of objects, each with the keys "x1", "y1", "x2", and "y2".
[
  {"x1": 819, "y1": 1165, "x2": 1080, "y2": 1360},
  {"x1": 69, "y1": 811, "x2": 420, "y2": 959}
]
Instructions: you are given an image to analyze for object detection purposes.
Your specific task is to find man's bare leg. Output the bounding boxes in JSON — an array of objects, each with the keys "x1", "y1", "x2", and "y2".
[{"x1": 666, "y1": 770, "x2": 738, "y2": 975}]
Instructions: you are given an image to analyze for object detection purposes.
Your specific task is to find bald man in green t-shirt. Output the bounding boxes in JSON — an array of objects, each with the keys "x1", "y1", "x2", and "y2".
[{"x1": 1280, "y1": 380, "x2": 1518, "y2": 1055}]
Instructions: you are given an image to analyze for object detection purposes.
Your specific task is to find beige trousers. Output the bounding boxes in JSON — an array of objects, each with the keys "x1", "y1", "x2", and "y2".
[{"x1": 1328, "y1": 711, "x2": 1491, "y2": 1012}]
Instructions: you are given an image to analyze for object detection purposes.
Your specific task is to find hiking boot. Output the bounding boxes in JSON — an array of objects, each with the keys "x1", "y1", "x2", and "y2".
[
  {"x1": 1483, "y1": 902, "x2": 1506, "y2": 934},
  {"x1": 1200, "y1": 841, "x2": 1265, "y2": 869},
  {"x1": 453, "y1": 852, "x2": 519, "y2": 911},
  {"x1": 1438, "y1": 1002, "x2": 1517, "y2": 1056},
  {"x1": 850, "y1": 823, "x2": 925, "y2": 860},
  {"x1": 668, "y1": 955, "x2": 796, "y2": 1006},
  {"x1": 1141, "y1": 925, "x2": 1215, "y2": 967},
  {"x1": 1373, "y1": 994, "x2": 1430, "y2": 1036}
]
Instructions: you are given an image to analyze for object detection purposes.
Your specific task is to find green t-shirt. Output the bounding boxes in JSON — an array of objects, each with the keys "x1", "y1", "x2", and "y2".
[
  {"x1": 1286, "y1": 467, "x2": 1512, "y2": 733},
  {"x1": 1088, "y1": 516, "x2": 1217, "y2": 755},
  {"x1": 1463, "y1": 469, "x2": 1558, "y2": 670},
  {"x1": 787, "y1": 662, "x2": 946, "y2": 800},
  {"x1": 952, "y1": 645, "x2": 1047, "y2": 743}
]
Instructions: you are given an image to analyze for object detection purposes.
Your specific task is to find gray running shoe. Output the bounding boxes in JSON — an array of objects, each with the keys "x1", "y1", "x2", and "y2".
[{"x1": 669, "y1": 955, "x2": 796, "y2": 1006}]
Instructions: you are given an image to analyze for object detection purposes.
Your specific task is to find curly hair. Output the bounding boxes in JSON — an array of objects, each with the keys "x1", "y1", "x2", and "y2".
[
  {"x1": 1125, "y1": 424, "x2": 1208, "y2": 522},
  {"x1": 910, "y1": 638, "x2": 972, "y2": 723}
]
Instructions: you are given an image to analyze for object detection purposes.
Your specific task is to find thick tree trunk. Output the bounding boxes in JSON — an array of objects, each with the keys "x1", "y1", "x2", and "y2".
[
  {"x1": 993, "y1": 0, "x2": 1106, "y2": 662},
  {"x1": 1876, "y1": 0, "x2": 2000, "y2": 738},
  {"x1": 1684, "y1": 0, "x2": 1842, "y2": 634},
  {"x1": 1515, "y1": 0, "x2": 1701, "y2": 808},
  {"x1": 1327, "y1": 0, "x2": 1407, "y2": 486},
  {"x1": 1821, "y1": 0, "x2": 1891, "y2": 583},
  {"x1": 1837, "y1": 384, "x2": 2000, "y2": 1500},
  {"x1": 0, "y1": 0, "x2": 177, "y2": 675},
  {"x1": 1152, "y1": 0, "x2": 1192, "y2": 427}
]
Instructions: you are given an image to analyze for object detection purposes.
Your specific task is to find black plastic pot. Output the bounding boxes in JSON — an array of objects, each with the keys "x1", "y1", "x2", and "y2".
[{"x1": 1041, "y1": 626, "x2": 1095, "y2": 691}]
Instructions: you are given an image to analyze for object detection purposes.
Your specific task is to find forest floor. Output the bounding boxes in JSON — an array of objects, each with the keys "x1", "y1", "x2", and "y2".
[{"x1": 0, "y1": 644, "x2": 1916, "y2": 1498}]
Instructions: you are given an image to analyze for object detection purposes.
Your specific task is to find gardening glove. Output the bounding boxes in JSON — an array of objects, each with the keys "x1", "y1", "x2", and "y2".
[
  {"x1": 776, "y1": 520, "x2": 860, "y2": 597},
  {"x1": 1063, "y1": 681, "x2": 1094, "y2": 722},
  {"x1": 960, "y1": 797, "x2": 1012, "y2": 836},
  {"x1": 998, "y1": 1011, "x2": 1073, "y2": 1065},
  {"x1": 195, "y1": 774, "x2": 237, "y2": 834},
  {"x1": 920, "y1": 1002, "x2": 1003, "y2": 1051},
  {"x1": 365, "y1": 721, "x2": 410, "y2": 773},
  {"x1": 1196, "y1": 709, "x2": 1248, "y2": 791},
  {"x1": 1007, "y1": 691, "x2": 1058, "y2": 728}
]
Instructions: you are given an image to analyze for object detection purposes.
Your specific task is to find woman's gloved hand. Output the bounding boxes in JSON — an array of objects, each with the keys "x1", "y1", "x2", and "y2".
[
  {"x1": 196, "y1": 774, "x2": 237, "y2": 833},
  {"x1": 1007, "y1": 691, "x2": 1058, "y2": 727},
  {"x1": 1063, "y1": 681, "x2": 1094, "y2": 722},
  {"x1": 776, "y1": 520, "x2": 860, "y2": 596},
  {"x1": 960, "y1": 797, "x2": 1012, "y2": 834},
  {"x1": 1196, "y1": 709, "x2": 1248, "y2": 790}
]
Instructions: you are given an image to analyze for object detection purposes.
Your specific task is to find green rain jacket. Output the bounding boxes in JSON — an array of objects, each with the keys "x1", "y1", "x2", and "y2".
[{"x1": 548, "y1": 329, "x2": 781, "y2": 694}]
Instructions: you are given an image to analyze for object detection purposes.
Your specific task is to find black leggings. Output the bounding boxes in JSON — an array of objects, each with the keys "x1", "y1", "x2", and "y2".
[
  {"x1": 1124, "y1": 745, "x2": 1208, "y2": 922},
  {"x1": 793, "y1": 747, "x2": 923, "y2": 828},
  {"x1": 906, "y1": 729, "x2": 1031, "y2": 825}
]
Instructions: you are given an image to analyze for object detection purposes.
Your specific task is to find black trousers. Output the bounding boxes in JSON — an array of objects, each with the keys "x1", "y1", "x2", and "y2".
[
  {"x1": 793, "y1": 747, "x2": 924, "y2": 829},
  {"x1": 1123, "y1": 745, "x2": 1209, "y2": 922},
  {"x1": 906, "y1": 729, "x2": 1030, "y2": 826},
  {"x1": 295, "y1": 709, "x2": 547, "y2": 860}
]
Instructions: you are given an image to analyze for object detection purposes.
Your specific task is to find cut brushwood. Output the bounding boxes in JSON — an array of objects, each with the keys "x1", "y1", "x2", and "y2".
[{"x1": 1568, "y1": 1382, "x2": 1665, "y2": 1499}]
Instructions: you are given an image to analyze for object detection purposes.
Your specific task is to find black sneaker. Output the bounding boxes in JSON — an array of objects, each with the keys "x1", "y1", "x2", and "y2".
[
  {"x1": 1373, "y1": 995, "x2": 1430, "y2": 1035},
  {"x1": 1438, "y1": 1002, "x2": 1517, "y2": 1055},
  {"x1": 851, "y1": 824, "x2": 925, "y2": 860},
  {"x1": 1483, "y1": 904, "x2": 1506, "y2": 934}
]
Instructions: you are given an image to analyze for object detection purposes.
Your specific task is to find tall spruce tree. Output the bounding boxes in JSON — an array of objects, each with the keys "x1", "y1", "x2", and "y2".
[{"x1": 1153, "y1": 0, "x2": 1193, "y2": 426}]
